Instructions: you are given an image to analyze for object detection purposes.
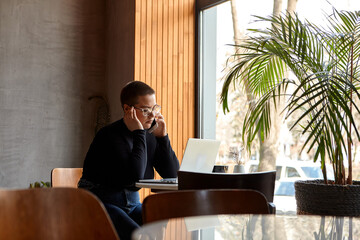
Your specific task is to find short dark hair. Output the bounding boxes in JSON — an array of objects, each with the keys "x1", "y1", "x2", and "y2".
[{"x1": 120, "y1": 81, "x2": 155, "y2": 108}]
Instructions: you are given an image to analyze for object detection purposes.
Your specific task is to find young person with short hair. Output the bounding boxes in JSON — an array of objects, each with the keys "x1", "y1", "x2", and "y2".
[{"x1": 78, "y1": 81, "x2": 179, "y2": 240}]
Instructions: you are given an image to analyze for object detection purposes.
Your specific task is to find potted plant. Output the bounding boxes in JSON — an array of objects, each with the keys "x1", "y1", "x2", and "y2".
[
  {"x1": 229, "y1": 146, "x2": 245, "y2": 173},
  {"x1": 221, "y1": 9, "x2": 360, "y2": 216},
  {"x1": 29, "y1": 181, "x2": 51, "y2": 188}
]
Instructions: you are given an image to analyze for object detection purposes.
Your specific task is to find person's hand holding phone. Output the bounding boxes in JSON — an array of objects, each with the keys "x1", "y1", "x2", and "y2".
[
  {"x1": 151, "y1": 113, "x2": 167, "y2": 137},
  {"x1": 123, "y1": 106, "x2": 143, "y2": 131}
]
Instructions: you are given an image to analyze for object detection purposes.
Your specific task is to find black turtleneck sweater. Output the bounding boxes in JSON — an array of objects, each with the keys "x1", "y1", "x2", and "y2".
[{"x1": 81, "y1": 119, "x2": 179, "y2": 190}]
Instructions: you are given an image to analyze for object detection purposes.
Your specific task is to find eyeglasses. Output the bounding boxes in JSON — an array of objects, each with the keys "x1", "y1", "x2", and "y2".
[{"x1": 133, "y1": 104, "x2": 161, "y2": 117}]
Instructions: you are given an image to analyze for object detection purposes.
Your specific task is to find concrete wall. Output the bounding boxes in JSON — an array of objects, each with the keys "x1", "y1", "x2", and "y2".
[{"x1": 0, "y1": 0, "x2": 106, "y2": 188}]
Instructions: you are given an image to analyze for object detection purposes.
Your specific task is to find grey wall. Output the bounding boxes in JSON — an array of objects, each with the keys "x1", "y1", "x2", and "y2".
[{"x1": 0, "y1": 0, "x2": 106, "y2": 188}]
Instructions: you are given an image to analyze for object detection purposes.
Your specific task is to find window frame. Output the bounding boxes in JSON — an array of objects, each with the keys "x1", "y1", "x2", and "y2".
[
  {"x1": 195, "y1": 0, "x2": 230, "y2": 137},
  {"x1": 197, "y1": 0, "x2": 229, "y2": 11}
]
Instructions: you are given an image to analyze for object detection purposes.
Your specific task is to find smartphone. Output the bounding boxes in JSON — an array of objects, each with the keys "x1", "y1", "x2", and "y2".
[{"x1": 148, "y1": 119, "x2": 158, "y2": 133}]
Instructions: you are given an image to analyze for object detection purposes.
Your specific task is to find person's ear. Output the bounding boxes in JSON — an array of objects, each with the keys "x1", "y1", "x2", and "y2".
[{"x1": 123, "y1": 104, "x2": 132, "y2": 113}]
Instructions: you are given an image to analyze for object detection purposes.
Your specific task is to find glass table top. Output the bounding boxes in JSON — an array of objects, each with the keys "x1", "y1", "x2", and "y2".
[{"x1": 132, "y1": 214, "x2": 360, "y2": 240}]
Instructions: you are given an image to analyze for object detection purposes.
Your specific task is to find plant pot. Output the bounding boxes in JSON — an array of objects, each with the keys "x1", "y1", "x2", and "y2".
[
  {"x1": 233, "y1": 165, "x2": 245, "y2": 173},
  {"x1": 295, "y1": 180, "x2": 360, "y2": 216}
]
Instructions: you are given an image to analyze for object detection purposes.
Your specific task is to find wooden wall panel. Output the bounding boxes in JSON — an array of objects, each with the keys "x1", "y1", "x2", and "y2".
[{"x1": 135, "y1": 0, "x2": 196, "y2": 201}]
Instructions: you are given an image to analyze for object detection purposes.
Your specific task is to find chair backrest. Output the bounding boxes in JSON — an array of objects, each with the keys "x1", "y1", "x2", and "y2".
[
  {"x1": 51, "y1": 168, "x2": 83, "y2": 187},
  {"x1": 178, "y1": 170, "x2": 276, "y2": 202},
  {"x1": 0, "y1": 188, "x2": 119, "y2": 240},
  {"x1": 142, "y1": 189, "x2": 270, "y2": 223}
]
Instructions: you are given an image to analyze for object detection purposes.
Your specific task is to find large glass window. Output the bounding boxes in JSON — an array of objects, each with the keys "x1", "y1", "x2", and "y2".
[
  {"x1": 198, "y1": 0, "x2": 360, "y2": 215},
  {"x1": 198, "y1": 0, "x2": 360, "y2": 170},
  {"x1": 199, "y1": 0, "x2": 275, "y2": 165}
]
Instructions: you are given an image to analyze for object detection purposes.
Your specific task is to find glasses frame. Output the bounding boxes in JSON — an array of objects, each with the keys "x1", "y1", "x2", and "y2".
[{"x1": 133, "y1": 104, "x2": 161, "y2": 117}]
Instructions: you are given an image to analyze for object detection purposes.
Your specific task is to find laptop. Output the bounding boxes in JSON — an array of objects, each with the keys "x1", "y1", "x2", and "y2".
[{"x1": 139, "y1": 138, "x2": 221, "y2": 184}]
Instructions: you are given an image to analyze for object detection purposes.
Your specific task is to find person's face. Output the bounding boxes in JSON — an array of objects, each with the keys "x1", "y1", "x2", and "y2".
[{"x1": 133, "y1": 94, "x2": 157, "y2": 129}]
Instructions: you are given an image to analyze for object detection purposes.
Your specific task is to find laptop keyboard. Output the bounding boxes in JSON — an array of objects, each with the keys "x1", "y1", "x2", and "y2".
[{"x1": 159, "y1": 178, "x2": 178, "y2": 184}]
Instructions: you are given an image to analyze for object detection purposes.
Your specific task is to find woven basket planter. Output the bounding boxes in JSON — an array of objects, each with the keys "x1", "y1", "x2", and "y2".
[{"x1": 295, "y1": 180, "x2": 360, "y2": 216}]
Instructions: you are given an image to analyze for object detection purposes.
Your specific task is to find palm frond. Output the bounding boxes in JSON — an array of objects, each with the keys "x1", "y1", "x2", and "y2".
[{"x1": 221, "y1": 9, "x2": 360, "y2": 184}]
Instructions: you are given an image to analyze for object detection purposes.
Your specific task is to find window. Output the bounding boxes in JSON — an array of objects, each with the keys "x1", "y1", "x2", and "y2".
[
  {"x1": 197, "y1": 2, "x2": 360, "y2": 216},
  {"x1": 197, "y1": 0, "x2": 275, "y2": 165},
  {"x1": 197, "y1": 0, "x2": 360, "y2": 168},
  {"x1": 301, "y1": 167, "x2": 323, "y2": 179},
  {"x1": 198, "y1": 0, "x2": 245, "y2": 165},
  {"x1": 285, "y1": 167, "x2": 300, "y2": 178}
]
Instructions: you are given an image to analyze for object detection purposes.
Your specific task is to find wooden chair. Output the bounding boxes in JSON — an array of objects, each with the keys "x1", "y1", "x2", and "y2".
[
  {"x1": 177, "y1": 170, "x2": 276, "y2": 213},
  {"x1": 0, "y1": 188, "x2": 119, "y2": 240},
  {"x1": 142, "y1": 189, "x2": 270, "y2": 223},
  {"x1": 51, "y1": 168, "x2": 83, "y2": 187}
]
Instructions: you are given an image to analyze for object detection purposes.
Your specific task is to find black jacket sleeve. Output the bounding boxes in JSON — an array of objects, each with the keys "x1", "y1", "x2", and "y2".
[
  {"x1": 82, "y1": 123, "x2": 148, "y2": 189},
  {"x1": 105, "y1": 129, "x2": 148, "y2": 186},
  {"x1": 153, "y1": 135, "x2": 180, "y2": 178}
]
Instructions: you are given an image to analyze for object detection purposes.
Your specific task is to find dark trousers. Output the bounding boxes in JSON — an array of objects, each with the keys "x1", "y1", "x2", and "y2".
[{"x1": 79, "y1": 180, "x2": 142, "y2": 240}]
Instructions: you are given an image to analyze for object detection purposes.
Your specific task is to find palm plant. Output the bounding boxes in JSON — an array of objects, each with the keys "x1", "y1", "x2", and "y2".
[{"x1": 221, "y1": 9, "x2": 360, "y2": 185}]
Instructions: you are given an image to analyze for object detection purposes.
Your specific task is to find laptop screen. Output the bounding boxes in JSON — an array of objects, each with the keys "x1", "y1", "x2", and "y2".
[{"x1": 179, "y1": 138, "x2": 221, "y2": 173}]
